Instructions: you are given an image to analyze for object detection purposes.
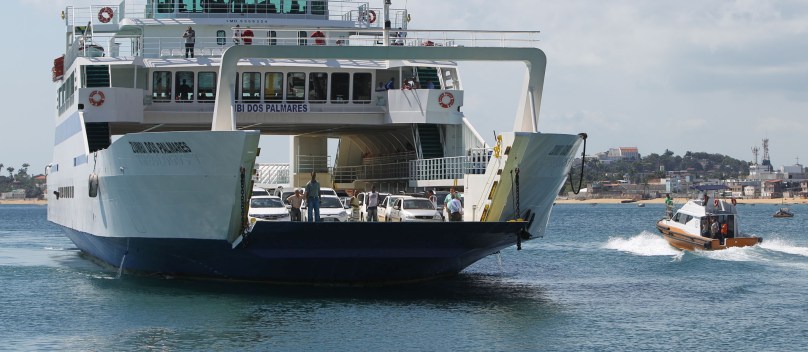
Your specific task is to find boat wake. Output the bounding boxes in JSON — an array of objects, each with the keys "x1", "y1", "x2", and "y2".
[
  {"x1": 759, "y1": 238, "x2": 808, "y2": 257},
  {"x1": 603, "y1": 231, "x2": 681, "y2": 257}
]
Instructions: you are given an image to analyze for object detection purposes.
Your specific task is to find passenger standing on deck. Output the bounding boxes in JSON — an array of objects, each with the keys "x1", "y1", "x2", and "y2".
[
  {"x1": 350, "y1": 190, "x2": 361, "y2": 221},
  {"x1": 233, "y1": 24, "x2": 242, "y2": 45},
  {"x1": 304, "y1": 172, "x2": 321, "y2": 222},
  {"x1": 665, "y1": 193, "x2": 673, "y2": 218},
  {"x1": 448, "y1": 193, "x2": 463, "y2": 222},
  {"x1": 286, "y1": 189, "x2": 304, "y2": 221},
  {"x1": 427, "y1": 190, "x2": 437, "y2": 209},
  {"x1": 182, "y1": 26, "x2": 196, "y2": 58},
  {"x1": 709, "y1": 217, "x2": 719, "y2": 239},
  {"x1": 444, "y1": 187, "x2": 456, "y2": 209},
  {"x1": 366, "y1": 186, "x2": 379, "y2": 222}
]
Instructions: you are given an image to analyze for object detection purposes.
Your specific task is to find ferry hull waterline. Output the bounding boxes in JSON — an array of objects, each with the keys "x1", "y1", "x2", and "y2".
[
  {"x1": 47, "y1": 0, "x2": 584, "y2": 284},
  {"x1": 61, "y1": 221, "x2": 530, "y2": 283}
]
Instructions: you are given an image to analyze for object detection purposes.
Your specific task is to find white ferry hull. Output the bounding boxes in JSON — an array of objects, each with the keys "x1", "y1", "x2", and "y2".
[{"x1": 48, "y1": 129, "x2": 261, "y2": 243}]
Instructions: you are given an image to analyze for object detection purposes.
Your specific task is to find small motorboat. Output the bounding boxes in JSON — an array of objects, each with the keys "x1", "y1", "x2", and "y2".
[
  {"x1": 637, "y1": 203, "x2": 645, "y2": 207},
  {"x1": 773, "y1": 207, "x2": 794, "y2": 218},
  {"x1": 656, "y1": 196, "x2": 762, "y2": 251}
]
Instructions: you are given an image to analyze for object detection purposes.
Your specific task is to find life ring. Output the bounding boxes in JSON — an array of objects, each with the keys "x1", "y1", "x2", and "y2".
[
  {"x1": 714, "y1": 199, "x2": 719, "y2": 207},
  {"x1": 89, "y1": 90, "x2": 105, "y2": 106},
  {"x1": 438, "y1": 92, "x2": 454, "y2": 108},
  {"x1": 731, "y1": 197, "x2": 737, "y2": 206},
  {"x1": 368, "y1": 10, "x2": 377, "y2": 23},
  {"x1": 98, "y1": 7, "x2": 114, "y2": 23}
]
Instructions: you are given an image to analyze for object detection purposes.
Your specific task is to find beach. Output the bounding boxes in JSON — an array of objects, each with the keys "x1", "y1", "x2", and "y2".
[{"x1": 0, "y1": 199, "x2": 47, "y2": 205}]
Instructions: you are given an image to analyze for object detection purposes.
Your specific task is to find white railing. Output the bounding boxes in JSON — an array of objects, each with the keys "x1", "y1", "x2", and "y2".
[
  {"x1": 331, "y1": 149, "x2": 495, "y2": 183},
  {"x1": 295, "y1": 155, "x2": 330, "y2": 173},
  {"x1": 255, "y1": 163, "x2": 290, "y2": 184}
]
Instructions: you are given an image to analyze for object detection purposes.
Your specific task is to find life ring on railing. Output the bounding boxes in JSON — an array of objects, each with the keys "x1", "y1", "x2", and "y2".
[
  {"x1": 438, "y1": 92, "x2": 454, "y2": 108},
  {"x1": 731, "y1": 197, "x2": 737, "y2": 206},
  {"x1": 88, "y1": 90, "x2": 105, "y2": 106},
  {"x1": 368, "y1": 10, "x2": 377, "y2": 23},
  {"x1": 98, "y1": 7, "x2": 114, "y2": 23},
  {"x1": 714, "y1": 199, "x2": 719, "y2": 207}
]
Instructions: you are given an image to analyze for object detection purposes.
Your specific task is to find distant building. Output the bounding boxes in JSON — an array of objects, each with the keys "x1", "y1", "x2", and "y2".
[
  {"x1": 594, "y1": 147, "x2": 640, "y2": 164},
  {"x1": 0, "y1": 189, "x2": 26, "y2": 200}
]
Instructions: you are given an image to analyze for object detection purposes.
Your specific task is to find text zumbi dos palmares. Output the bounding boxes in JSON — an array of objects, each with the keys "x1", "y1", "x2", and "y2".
[{"x1": 129, "y1": 141, "x2": 192, "y2": 154}]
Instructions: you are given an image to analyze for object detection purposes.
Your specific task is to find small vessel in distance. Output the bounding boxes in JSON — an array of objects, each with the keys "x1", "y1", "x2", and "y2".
[
  {"x1": 656, "y1": 193, "x2": 762, "y2": 251},
  {"x1": 773, "y1": 207, "x2": 794, "y2": 218}
]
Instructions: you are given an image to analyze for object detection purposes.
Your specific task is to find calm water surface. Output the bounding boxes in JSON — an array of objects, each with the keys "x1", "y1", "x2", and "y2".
[{"x1": 1, "y1": 203, "x2": 806, "y2": 351}]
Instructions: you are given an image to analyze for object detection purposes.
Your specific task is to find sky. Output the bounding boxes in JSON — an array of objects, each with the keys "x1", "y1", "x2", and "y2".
[{"x1": 2, "y1": 0, "x2": 808, "y2": 175}]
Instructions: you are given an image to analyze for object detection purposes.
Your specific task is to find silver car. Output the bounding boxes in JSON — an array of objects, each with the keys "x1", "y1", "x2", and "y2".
[{"x1": 388, "y1": 197, "x2": 443, "y2": 222}]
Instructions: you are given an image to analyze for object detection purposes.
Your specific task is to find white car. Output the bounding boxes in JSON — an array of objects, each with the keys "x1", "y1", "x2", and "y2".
[
  {"x1": 301, "y1": 196, "x2": 349, "y2": 222},
  {"x1": 248, "y1": 196, "x2": 291, "y2": 221},
  {"x1": 378, "y1": 195, "x2": 412, "y2": 222},
  {"x1": 356, "y1": 192, "x2": 390, "y2": 222},
  {"x1": 251, "y1": 186, "x2": 270, "y2": 197},
  {"x1": 389, "y1": 197, "x2": 443, "y2": 222}
]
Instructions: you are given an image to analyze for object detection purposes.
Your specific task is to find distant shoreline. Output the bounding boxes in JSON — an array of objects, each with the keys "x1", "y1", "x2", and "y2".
[
  {"x1": 554, "y1": 197, "x2": 808, "y2": 205},
  {"x1": 0, "y1": 199, "x2": 47, "y2": 205}
]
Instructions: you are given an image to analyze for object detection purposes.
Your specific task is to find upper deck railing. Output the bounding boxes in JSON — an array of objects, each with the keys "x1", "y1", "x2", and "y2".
[
  {"x1": 64, "y1": 1, "x2": 403, "y2": 28},
  {"x1": 67, "y1": 28, "x2": 539, "y2": 64}
]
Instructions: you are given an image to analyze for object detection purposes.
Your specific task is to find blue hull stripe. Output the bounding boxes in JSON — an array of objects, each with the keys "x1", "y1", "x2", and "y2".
[{"x1": 60, "y1": 221, "x2": 528, "y2": 284}]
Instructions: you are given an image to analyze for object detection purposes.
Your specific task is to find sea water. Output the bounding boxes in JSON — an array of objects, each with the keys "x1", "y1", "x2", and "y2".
[{"x1": 1, "y1": 203, "x2": 807, "y2": 351}]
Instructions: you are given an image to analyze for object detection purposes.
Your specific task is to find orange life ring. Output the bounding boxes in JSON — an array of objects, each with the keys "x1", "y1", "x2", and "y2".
[
  {"x1": 438, "y1": 92, "x2": 454, "y2": 108},
  {"x1": 714, "y1": 199, "x2": 719, "y2": 207},
  {"x1": 368, "y1": 10, "x2": 377, "y2": 23},
  {"x1": 98, "y1": 7, "x2": 114, "y2": 23},
  {"x1": 89, "y1": 90, "x2": 105, "y2": 106},
  {"x1": 731, "y1": 197, "x2": 737, "y2": 206}
]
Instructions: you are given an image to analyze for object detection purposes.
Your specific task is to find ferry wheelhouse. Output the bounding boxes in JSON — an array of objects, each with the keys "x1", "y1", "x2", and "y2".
[{"x1": 47, "y1": 0, "x2": 586, "y2": 284}]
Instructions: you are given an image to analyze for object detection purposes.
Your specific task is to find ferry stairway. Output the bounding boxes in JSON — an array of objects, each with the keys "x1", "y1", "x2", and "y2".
[
  {"x1": 416, "y1": 67, "x2": 441, "y2": 89},
  {"x1": 85, "y1": 65, "x2": 110, "y2": 88},
  {"x1": 417, "y1": 124, "x2": 444, "y2": 159}
]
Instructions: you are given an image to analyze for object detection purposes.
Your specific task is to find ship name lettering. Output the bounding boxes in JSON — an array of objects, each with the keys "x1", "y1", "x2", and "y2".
[
  {"x1": 129, "y1": 141, "x2": 192, "y2": 154},
  {"x1": 236, "y1": 103, "x2": 309, "y2": 113}
]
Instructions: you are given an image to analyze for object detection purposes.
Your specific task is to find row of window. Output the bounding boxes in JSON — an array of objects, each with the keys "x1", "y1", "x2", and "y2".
[
  {"x1": 153, "y1": 0, "x2": 326, "y2": 16},
  {"x1": 56, "y1": 186, "x2": 75, "y2": 199},
  {"x1": 152, "y1": 71, "x2": 374, "y2": 104}
]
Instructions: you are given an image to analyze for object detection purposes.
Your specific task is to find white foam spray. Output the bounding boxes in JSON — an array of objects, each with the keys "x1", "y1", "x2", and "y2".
[{"x1": 603, "y1": 231, "x2": 681, "y2": 257}]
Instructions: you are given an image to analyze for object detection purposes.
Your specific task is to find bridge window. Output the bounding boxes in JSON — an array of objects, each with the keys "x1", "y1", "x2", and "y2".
[
  {"x1": 179, "y1": 0, "x2": 203, "y2": 13},
  {"x1": 311, "y1": 1, "x2": 326, "y2": 15},
  {"x1": 157, "y1": 0, "x2": 175, "y2": 14},
  {"x1": 175, "y1": 71, "x2": 194, "y2": 102},
  {"x1": 287, "y1": 72, "x2": 306, "y2": 100},
  {"x1": 241, "y1": 72, "x2": 261, "y2": 101},
  {"x1": 286, "y1": 0, "x2": 307, "y2": 14},
  {"x1": 264, "y1": 72, "x2": 284, "y2": 102},
  {"x1": 152, "y1": 71, "x2": 172, "y2": 102},
  {"x1": 331, "y1": 72, "x2": 349, "y2": 103},
  {"x1": 353, "y1": 72, "x2": 372, "y2": 104},
  {"x1": 309, "y1": 72, "x2": 327, "y2": 104},
  {"x1": 256, "y1": 1, "x2": 279, "y2": 13},
  {"x1": 198, "y1": 72, "x2": 216, "y2": 102},
  {"x1": 202, "y1": 0, "x2": 229, "y2": 13}
]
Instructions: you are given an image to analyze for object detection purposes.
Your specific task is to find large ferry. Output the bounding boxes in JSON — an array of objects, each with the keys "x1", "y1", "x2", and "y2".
[{"x1": 47, "y1": 0, "x2": 585, "y2": 284}]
